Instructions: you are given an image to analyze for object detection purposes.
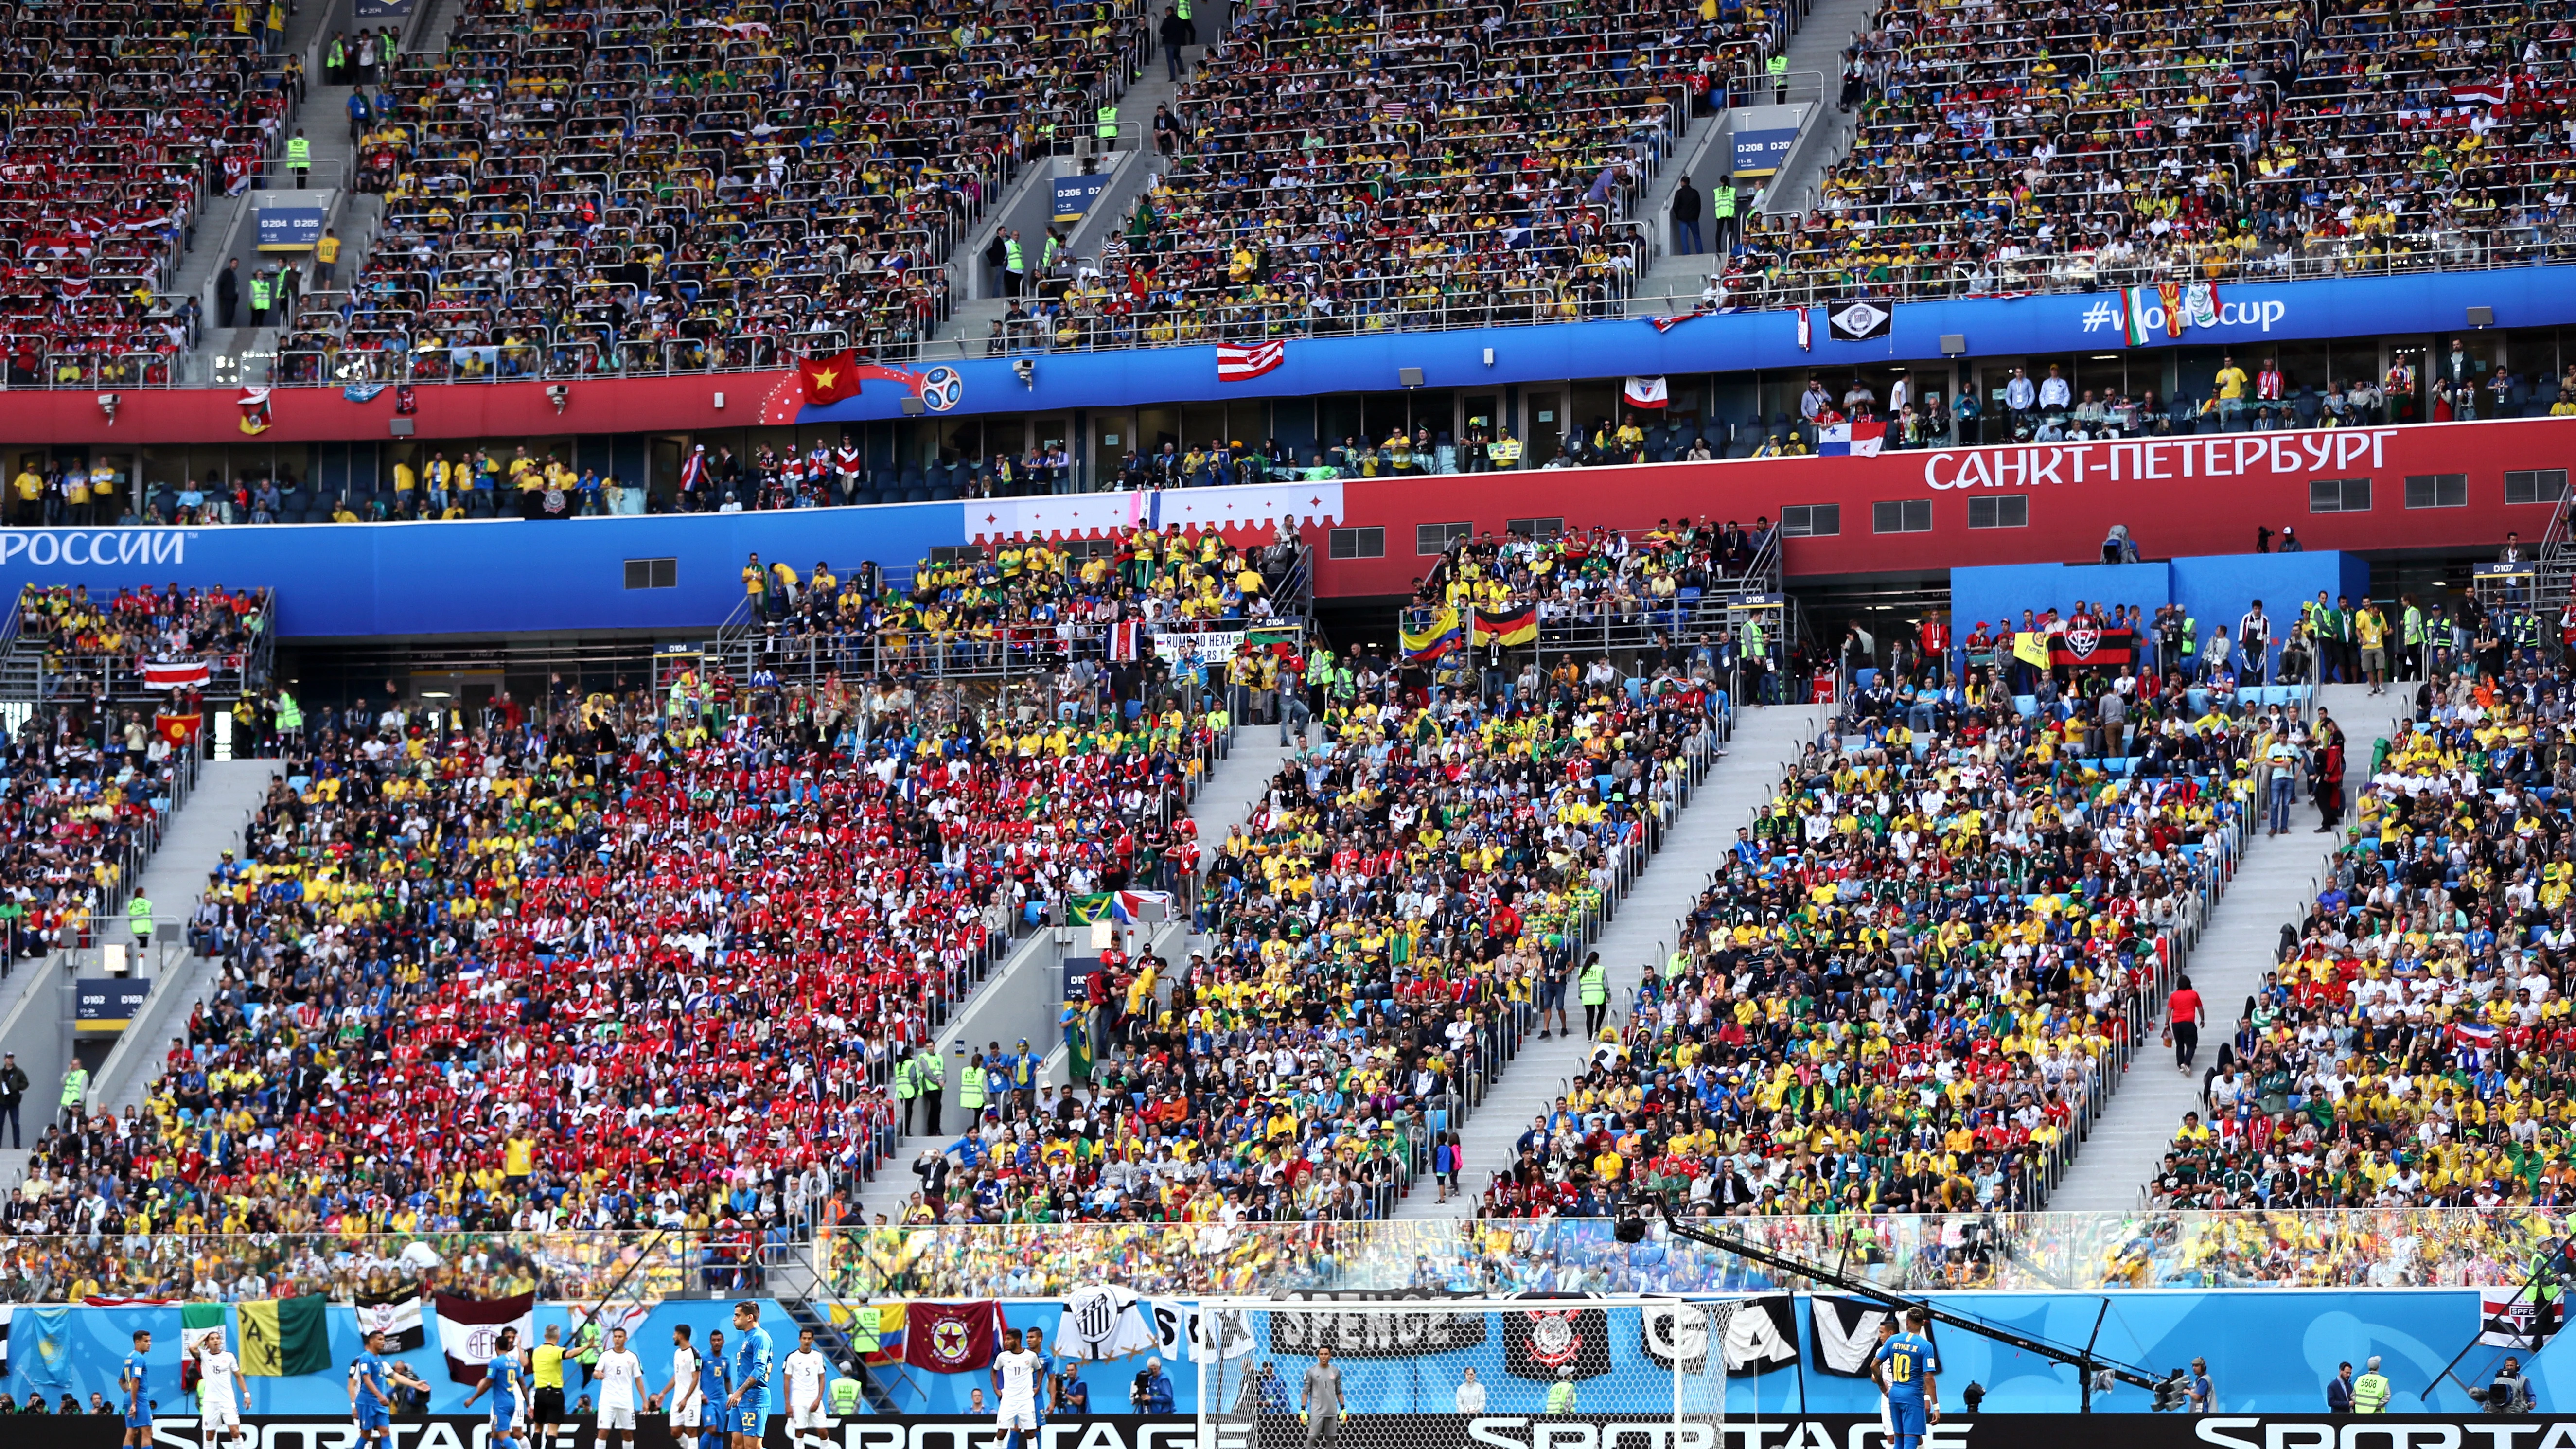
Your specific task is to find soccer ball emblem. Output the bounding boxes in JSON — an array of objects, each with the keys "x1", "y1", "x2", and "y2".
[{"x1": 919, "y1": 367, "x2": 965, "y2": 412}]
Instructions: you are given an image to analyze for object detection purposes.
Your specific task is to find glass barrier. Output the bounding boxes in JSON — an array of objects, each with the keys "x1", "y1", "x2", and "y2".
[
  {"x1": 0, "y1": 1231, "x2": 704, "y2": 1306},
  {"x1": 0, "y1": 1211, "x2": 2564, "y2": 1304},
  {"x1": 816, "y1": 1209, "x2": 2575, "y2": 1299}
]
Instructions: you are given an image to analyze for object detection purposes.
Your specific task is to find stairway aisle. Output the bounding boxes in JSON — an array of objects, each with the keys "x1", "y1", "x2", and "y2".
[
  {"x1": 846, "y1": 728, "x2": 1291, "y2": 1226},
  {"x1": 89, "y1": 761, "x2": 283, "y2": 1120},
  {"x1": 1395, "y1": 704, "x2": 1825, "y2": 1220},
  {"x1": 1625, "y1": 111, "x2": 1728, "y2": 309},
  {"x1": 2048, "y1": 683, "x2": 2401, "y2": 1210},
  {"x1": 1752, "y1": 0, "x2": 1875, "y2": 213}
]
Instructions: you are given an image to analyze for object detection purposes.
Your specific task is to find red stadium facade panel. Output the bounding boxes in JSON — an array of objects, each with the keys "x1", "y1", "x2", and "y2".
[
  {"x1": 1313, "y1": 417, "x2": 2576, "y2": 595},
  {"x1": 0, "y1": 373, "x2": 788, "y2": 444}
]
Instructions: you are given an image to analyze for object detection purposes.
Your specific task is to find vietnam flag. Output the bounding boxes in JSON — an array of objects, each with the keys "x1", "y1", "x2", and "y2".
[{"x1": 798, "y1": 349, "x2": 863, "y2": 405}]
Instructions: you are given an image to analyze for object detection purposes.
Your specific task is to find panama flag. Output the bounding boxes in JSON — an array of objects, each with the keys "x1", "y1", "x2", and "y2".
[
  {"x1": 2123, "y1": 285, "x2": 2157, "y2": 347},
  {"x1": 1817, "y1": 421, "x2": 1886, "y2": 458}
]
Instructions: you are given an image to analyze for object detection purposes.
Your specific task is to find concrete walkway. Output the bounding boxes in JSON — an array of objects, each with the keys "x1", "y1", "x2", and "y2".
[
  {"x1": 1755, "y1": 0, "x2": 1873, "y2": 212},
  {"x1": 1396, "y1": 703, "x2": 1825, "y2": 1219},
  {"x1": 2048, "y1": 683, "x2": 2400, "y2": 1210},
  {"x1": 89, "y1": 760, "x2": 282, "y2": 1119}
]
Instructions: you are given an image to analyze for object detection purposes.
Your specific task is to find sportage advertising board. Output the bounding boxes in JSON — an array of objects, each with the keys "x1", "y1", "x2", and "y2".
[{"x1": 14, "y1": 1414, "x2": 2576, "y2": 1449}]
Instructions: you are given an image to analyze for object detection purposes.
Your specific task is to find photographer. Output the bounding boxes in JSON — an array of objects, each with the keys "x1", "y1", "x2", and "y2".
[
  {"x1": 1130, "y1": 1358, "x2": 1174, "y2": 1415},
  {"x1": 2484, "y1": 1358, "x2": 2535, "y2": 1414}
]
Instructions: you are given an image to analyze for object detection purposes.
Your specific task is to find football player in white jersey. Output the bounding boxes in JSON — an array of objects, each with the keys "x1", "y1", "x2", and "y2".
[
  {"x1": 991, "y1": 1327, "x2": 1043, "y2": 1449},
  {"x1": 782, "y1": 1326, "x2": 833, "y2": 1449},
  {"x1": 195, "y1": 1328, "x2": 247, "y2": 1449},
  {"x1": 653, "y1": 1324, "x2": 704, "y2": 1438},
  {"x1": 594, "y1": 1326, "x2": 646, "y2": 1449}
]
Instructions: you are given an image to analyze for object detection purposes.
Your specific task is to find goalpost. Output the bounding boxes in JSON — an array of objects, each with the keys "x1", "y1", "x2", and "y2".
[{"x1": 1188, "y1": 1296, "x2": 1746, "y2": 1449}]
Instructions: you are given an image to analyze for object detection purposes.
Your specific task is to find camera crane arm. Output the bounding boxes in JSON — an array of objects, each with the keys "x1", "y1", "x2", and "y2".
[{"x1": 1650, "y1": 1209, "x2": 2185, "y2": 1412}]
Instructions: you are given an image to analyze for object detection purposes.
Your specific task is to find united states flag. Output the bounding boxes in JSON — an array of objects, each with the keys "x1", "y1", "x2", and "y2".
[{"x1": 1216, "y1": 341, "x2": 1286, "y2": 382}]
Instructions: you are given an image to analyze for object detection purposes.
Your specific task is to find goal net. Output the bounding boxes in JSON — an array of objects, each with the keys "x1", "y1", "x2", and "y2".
[{"x1": 1190, "y1": 1296, "x2": 1747, "y2": 1449}]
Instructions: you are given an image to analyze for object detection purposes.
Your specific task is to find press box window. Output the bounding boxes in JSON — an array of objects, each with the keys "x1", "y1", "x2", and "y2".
[
  {"x1": 1780, "y1": 504, "x2": 1839, "y2": 537},
  {"x1": 2308, "y1": 478, "x2": 2371, "y2": 513},
  {"x1": 1506, "y1": 517, "x2": 1565, "y2": 539},
  {"x1": 1872, "y1": 500, "x2": 1931, "y2": 534},
  {"x1": 1966, "y1": 495, "x2": 2027, "y2": 529},
  {"x1": 1417, "y1": 521, "x2": 1470, "y2": 555},
  {"x1": 1327, "y1": 527, "x2": 1384, "y2": 559},
  {"x1": 2505, "y1": 469, "x2": 2568, "y2": 505},
  {"x1": 2404, "y1": 474, "x2": 2467, "y2": 509},
  {"x1": 623, "y1": 558, "x2": 677, "y2": 589}
]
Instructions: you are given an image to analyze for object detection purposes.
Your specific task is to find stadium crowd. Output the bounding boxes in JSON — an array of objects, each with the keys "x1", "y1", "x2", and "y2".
[
  {"x1": 273, "y1": 0, "x2": 1152, "y2": 383},
  {"x1": 1725, "y1": 0, "x2": 2576, "y2": 308},
  {"x1": 1470, "y1": 647, "x2": 2305, "y2": 1221},
  {"x1": 2146, "y1": 663, "x2": 2576, "y2": 1217},
  {"x1": 12, "y1": 585, "x2": 272, "y2": 697},
  {"x1": 997, "y1": 0, "x2": 1782, "y2": 352},
  {"x1": 0, "y1": 1, "x2": 289, "y2": 389},
  {"x1": 743, "y1": 525, "x2": 1304, "y2": 683},
  {"x1": 0, "y1": 706, "x2": 193, "y2": 968},
  {"x1": 0, "y1": 644, "x2": 1225, "y2": 1297},
  {"x1": 866, "y1": 634, "x2": 1727, "y2": 1235}
]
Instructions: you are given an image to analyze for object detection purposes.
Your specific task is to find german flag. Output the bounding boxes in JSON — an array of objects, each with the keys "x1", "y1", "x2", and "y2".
[{"x1": 1473, "y1": 607, "x2": 1538, "y2": 646}]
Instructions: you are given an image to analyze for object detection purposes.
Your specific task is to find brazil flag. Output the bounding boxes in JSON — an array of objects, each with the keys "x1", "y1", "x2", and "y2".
[{"x1": 237, "y1": 1295, "x2": 330, "y2": 1376}]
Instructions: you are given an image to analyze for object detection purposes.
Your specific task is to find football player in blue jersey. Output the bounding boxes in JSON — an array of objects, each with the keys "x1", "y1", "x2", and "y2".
[
  {"x1": 724, "y1": 1302, "x2": 776, "y2": 1449},
  {"x1": 1873, "y1": 1308, "x2": 1942, "y2": 1449}
]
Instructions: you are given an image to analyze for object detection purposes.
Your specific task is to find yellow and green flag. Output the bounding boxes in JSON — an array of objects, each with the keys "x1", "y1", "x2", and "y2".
[
  {"x1": 2011, "y1": 631, "x2": 2051, "y2": 669},
  {"x1": 238, "y1": 1295, "x2": 331, "y2": 1376}
]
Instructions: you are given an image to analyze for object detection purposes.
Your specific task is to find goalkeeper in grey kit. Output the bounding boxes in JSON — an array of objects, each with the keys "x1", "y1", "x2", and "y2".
[{"x1": 1302, "y1": 1347, "x2": 1342, "y2": 1449}]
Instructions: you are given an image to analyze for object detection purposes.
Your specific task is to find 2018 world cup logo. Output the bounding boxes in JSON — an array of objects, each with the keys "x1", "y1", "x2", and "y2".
[{"x1": 919, "y1": 367, "x2": 965, "y2": 412}]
